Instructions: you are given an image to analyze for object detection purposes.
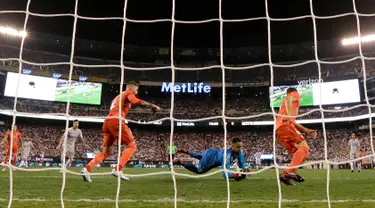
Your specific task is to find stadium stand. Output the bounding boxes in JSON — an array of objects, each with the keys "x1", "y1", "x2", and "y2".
[{"x1": 1, "y1": 32, "x2": 375, "y2": 168}]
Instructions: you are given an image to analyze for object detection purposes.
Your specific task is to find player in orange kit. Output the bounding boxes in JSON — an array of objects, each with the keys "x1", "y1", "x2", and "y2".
[
  {"x1": 81, "y1": 81, "x2": 161, "y2": 182},
  {"x1": 1, "y1": 125, "x2": 22, "y2": 171},
  {"x1": 275, "y1": 88, "x2": 317, "y2": 186}
]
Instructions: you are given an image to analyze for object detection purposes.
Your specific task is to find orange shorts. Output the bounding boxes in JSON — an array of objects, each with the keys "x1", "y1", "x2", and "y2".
[
  {"x1": 276, "y1": 125, "x2": 305, "y2": 154},
  {"x1": 6, "y1": 145, "x2": 18, "y2": 156},
  {"x1": 102, "y1": 118, "x2": 134, "y2": 147}
]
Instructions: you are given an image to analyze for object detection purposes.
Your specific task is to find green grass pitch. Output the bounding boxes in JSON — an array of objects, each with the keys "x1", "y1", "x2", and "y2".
[
  {"x1": 0, "y1": 168, "x2": 374, "y2": 208},
  {"x1": 271, "y1": 88, "x2": 313, "y2": 108},
  {"x1": 55, "y1": 87, "x2": 102, "y2": 105}
]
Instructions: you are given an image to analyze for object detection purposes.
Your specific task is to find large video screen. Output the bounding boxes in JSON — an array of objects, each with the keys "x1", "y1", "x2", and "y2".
[
  {"x1": 270, "y1": 79, "x2": 360, "y2": 108},
  {"x1": 4, "y1": 72, "x2": 102, "y2": 105}
]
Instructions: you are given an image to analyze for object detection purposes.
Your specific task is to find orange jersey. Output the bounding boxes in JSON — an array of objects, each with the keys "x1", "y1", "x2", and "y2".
[
  {"x1": 276, "y1": 91, "x2": 300, "y2": 129},
  {"x1": 108, "y1": 90, "x2": 142, "y2": 119},
  {"x1": 4, "y1": 130, "x2": 22, "y2": 147}
]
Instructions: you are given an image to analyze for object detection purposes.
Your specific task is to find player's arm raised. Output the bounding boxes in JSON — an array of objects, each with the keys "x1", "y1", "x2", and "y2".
[{"x1": 128, "y1": 93, "x2": 162, "y2": 111}]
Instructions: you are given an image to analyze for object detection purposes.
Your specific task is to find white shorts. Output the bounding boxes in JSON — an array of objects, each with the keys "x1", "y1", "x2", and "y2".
[
  {"x1": 62, "y1": 148, "x2": 75, "y2": 159},
  {"x1": 349, "y1": 152, "x2": 359, "y2": 160},
  {"x1": 22, "y1": 151, "x2": 30, "y2": 160}
]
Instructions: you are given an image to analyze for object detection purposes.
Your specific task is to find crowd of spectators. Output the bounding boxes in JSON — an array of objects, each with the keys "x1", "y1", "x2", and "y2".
[
  {"x1": 1, "y1": 124, "x2": 373, "y2": 163},
  {"x1": 0, "y1": 96, "x2": 373, "y2": 122},
  {"x1": 1, "y1": 30, "x2": 375, "y2": 166}
]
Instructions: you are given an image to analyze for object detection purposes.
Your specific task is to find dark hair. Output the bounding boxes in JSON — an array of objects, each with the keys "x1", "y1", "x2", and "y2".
[
  {"x1": 127, "y1": 81, "x2": 139, "y2": 86},
  {"x1": 73, "y1": 119, "x2": 79, "y2": 123},
  {"x1": 232, "y1": 138, "x2": 241, "y2": 143},
  {"x1": 287, "y1": 88, "x2": 298, "y2": 94}
]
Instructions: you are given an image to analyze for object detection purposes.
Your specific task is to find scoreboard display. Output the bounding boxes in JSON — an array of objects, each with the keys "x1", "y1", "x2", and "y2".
[
  {"x1": 269, "y1": 79, "x2": 361, "y2": 108},
  {"x1": 4, "y1": 72, "x2": 102, "y2": 105}
]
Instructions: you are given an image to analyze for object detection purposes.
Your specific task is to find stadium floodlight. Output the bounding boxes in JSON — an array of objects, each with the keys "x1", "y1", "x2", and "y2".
[
  {"x1": 0, "y1": 26, "x2": 27, "y2": 38},
  {"x1": 342, "y1": 34, "x2": 375, "y2": 46}
]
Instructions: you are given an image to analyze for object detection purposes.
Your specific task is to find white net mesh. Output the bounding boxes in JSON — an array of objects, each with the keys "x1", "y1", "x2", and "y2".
[{"x1": 0, "y1": 0, "x2": 375, "y2": 208}]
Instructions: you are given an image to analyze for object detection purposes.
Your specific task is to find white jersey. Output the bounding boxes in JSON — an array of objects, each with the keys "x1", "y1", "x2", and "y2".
[
  {"x1": 63, "y1": 127, "x2": 83, "y2": 150},
  {"x1": 22, "y1": 141, "x2": 33, "y2": 158},
  {"x1": 255, "y1": 152, "x2": 262, "y2": 164},
  {"x1": 348, "y1": 139, "x2": 360, "y2": 154}
]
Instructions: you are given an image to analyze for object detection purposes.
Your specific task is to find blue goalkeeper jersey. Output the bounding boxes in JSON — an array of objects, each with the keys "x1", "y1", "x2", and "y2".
[{"x1": 198, "y1": 148, "x2": 245, "y2": 178}]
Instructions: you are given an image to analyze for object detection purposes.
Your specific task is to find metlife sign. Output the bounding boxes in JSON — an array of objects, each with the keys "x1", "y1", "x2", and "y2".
[{"x1": 161, "y1": 82, "x2": 211, "y2": 94}]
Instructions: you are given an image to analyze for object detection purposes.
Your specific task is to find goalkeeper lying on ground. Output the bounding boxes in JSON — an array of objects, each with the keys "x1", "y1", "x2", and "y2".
[{"x1": 175, "y1": 138, "x2": 248, "y2": 181}]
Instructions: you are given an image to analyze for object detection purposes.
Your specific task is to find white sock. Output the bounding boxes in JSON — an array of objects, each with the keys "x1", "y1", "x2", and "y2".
[
  {"x1": 357, "y1": 162, "x2": 361, "y2": 171},
  {"x1": 65, "y1": 159, "x2": 71, "y2": 167},
  {"x1": 350, "y1": 162, "x2": 354, "y2": 170},
  {"x1": 25, "y1": 161, "x2": 28, "y2": 168},
  {"x1": 19, "y1": 161, "x2": 24, "y2": 167}
]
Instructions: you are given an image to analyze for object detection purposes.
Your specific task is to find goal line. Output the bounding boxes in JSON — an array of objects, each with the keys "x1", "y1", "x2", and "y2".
[{"x1": 2, "y1": 197, "x2": 375, "y2": 204}]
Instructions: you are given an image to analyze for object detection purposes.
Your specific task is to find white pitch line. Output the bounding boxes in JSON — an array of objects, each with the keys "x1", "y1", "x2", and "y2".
[
  {"x1": 1, "y1": 198, "x2": 375, "y2": 203},
  {"x1": 0, "y1": 176, "x2": 374, "y2": 180}
]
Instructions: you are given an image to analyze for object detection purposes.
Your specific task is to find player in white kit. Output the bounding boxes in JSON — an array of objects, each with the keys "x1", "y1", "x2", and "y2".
[
  {"x1": 254, "y1": 152, "x2": 262, "y2": 170},
  {"x1": 19, "y1": 140, "x2": 34, "y2": 168},
  {"x1": 56, "y1": 120, "x2": 87, "y2": 167},
  {"x1": 348, "y1": 132, "x2": 361, "y2": 173},
  {"x1": 0, "y1": 153, "x2": 4, "y2": 167}
]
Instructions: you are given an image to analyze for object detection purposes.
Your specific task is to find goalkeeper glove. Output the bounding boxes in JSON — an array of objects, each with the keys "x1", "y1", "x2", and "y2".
[{"x1": 233, "y1": 168, "x2": 250, "y2": 181}]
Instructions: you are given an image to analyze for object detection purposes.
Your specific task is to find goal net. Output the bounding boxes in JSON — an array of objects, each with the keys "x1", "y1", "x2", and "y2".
[{"x1": 0, "y1": 0, "x2": 375, "y2": 208}]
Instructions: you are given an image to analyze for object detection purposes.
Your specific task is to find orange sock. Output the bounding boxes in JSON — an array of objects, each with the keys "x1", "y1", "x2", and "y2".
[
  {"x1": 116, "y1": 143, "x2": 137, "y2": 171},
  {"x1": 282, "y1": 146, "x2": 309, "y2": 175},
  {"x1": 86, "y1": 151, "x2": 110, "y2": 172}
]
